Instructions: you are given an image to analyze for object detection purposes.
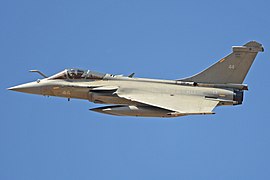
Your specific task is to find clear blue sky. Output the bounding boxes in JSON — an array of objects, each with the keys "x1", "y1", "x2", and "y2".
[{"x1": 1, "y1": 0, "x2": 270, "y2": 179}]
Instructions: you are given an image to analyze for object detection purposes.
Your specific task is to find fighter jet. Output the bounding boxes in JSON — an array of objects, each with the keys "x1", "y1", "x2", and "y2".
[{"x1": 8, "y1": 41, "x2": 264, "y2": 117}]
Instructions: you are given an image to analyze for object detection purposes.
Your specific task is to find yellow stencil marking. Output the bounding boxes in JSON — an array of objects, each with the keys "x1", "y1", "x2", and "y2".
[{"x1": 219, "y1": 58, "x2": 225, "y2": 63}]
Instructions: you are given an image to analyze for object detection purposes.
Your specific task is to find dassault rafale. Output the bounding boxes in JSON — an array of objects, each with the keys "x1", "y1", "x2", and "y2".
[{"x1": 8, "y1": 41, "x2": 264, "y2": 117}]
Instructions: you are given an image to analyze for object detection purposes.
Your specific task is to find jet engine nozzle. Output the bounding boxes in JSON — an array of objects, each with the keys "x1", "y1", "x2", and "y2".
[{"x1": 233, "y1": 90, "x2": 244, "y2": 105}]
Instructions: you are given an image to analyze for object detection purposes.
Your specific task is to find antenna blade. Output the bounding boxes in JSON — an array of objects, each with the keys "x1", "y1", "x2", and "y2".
[{"x1": 128, "y1": 73, "x2": 135, "y2": 78}]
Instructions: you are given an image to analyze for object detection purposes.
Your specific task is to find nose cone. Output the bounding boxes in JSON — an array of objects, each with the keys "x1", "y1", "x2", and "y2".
[{"x1": 8, "y1": 81, "x2": 42, "y2": 94}]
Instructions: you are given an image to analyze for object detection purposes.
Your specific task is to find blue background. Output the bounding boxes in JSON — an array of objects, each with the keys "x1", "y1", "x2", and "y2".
[{"x1": 1, "y1": 0, "x2": 270, "y2": 179}]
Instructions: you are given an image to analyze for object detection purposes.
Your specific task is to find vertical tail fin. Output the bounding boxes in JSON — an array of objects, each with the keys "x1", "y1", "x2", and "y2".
[{"x1": 180, "y1": 41, "x2": 264, "y2": 84}]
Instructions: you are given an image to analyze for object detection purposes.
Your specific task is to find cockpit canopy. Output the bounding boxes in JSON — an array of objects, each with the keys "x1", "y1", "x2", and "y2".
[{"x1": 49, "y1": 68, "x2": 106, "y2": 80}]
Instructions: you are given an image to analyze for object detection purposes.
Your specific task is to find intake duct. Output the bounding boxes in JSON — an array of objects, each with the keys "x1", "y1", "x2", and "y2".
[{"x1": 233, "y1": 90, "x2": 244, "y2": 105}]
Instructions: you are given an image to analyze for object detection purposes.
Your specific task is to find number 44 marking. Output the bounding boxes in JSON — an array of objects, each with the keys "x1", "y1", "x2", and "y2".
[{"x1": 229, "y1": 64, "x2": 235, "y2": 70}]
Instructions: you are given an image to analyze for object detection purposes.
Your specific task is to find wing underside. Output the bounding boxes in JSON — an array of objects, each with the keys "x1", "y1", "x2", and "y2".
[{"x1": 116, "y1": 91, "x2": 219, "y2": 115}]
